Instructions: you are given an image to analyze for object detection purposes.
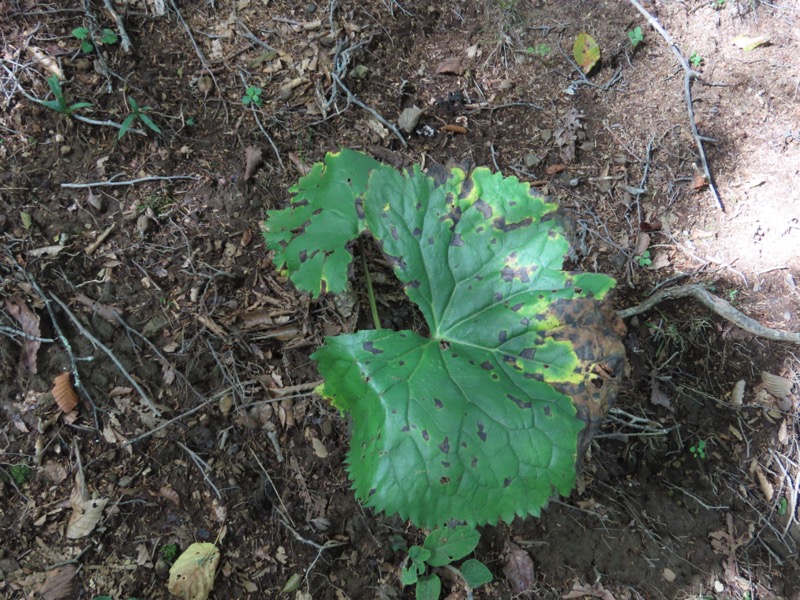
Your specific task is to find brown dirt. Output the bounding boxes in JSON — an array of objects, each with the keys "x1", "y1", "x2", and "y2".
[{"x1": 1, "y1": 1, "x2": 800, "y2": 599}]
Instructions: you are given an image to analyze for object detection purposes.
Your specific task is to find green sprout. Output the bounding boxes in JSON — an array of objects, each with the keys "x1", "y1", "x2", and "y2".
[
  {"x1": 690, "y1": 439, "x2": 707, "y2": 459},
  {"x1": 526, "y1": 43, "x2": 551, "y2": 57},
  {"x1": 160, "y1": 543, "x2": 179, "y2": 562},
  {"x1": 10, "y1": 463, "x2": 32, "y2": 486},
  {"x1": 119, "y1": 97, "x2": 161, "y2": 139},
  {"x1": 627, "y1": 26, "x2": 644, "y2": 49},
  {"x1": 39, "y1": 75, "x2": 94, "y2": 116},
  {"x1": 242, "y1": 86, "x2": 263, "y2": 108},
  {"x1": 72, "y1": 27, "x2": 118, "y2": 53},
  {"x1": 636, "y1": 250, "x2": 652, "y2": 267},
  {"x1": 690, "y1": 51, "x2": 703, "y2": 68},
  {"x1": 401, "y1": 526, "x2": 492, "y2": 600}
]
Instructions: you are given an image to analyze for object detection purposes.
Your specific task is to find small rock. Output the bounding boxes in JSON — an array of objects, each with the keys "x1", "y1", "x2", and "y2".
[
  {"x1": 154, "y1": 557, "x2": 170, "y2": 578},
  {"x1": 60, "y1": 145, "x2": 72, "y2": 157},
  {"x1": 304, "y1": 3, "x2": 316, "y2": 12}
]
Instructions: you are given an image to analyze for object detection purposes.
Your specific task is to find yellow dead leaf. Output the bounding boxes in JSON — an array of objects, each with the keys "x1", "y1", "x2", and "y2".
[
  {"x1": 573, "y1": 32, "x2": 600, "y2": 74},
  {"x1": 168, "y1": 542, "x2": 220, "y2": 600},
  {"x1": 66, "y1": 492, "x2": 108, "y2": 539},
  {"x1": 732, "y1": 34, "x2": 771, "y2": 51}
]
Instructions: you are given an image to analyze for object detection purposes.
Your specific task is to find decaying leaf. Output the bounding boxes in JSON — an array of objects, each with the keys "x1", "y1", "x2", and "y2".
[
  {"x1": 311, "y1": 436, "x2": 328, "y2": 458},
  {"x1": 732, "y1": 34, "x2": 771, "y2": 51},
  {"x1": 553, "y1": 108, "x2": 585, "y2": 164},
  {"x1": 634, "y1": 232, "x2": 650, "y2": 256},
  {"x1": 502, "y1": 540, "x2": 535, "y2": 596},
  {"x1": 563, "y1": 578, "x2": 616, "y2": 600},
  {"x1": 761, "y1": 371, "x2": 792, "y2": 398},
  {"x1": 572, "y1": 32, "x2": 600, "y2": 74},
  {"x1": 5, "y1": 295, "x2": 41, "y2": 373},
  {"x1": 168, "y1": 542, "x2": 221, "y2": 600},
  {"x1": 434, "y1": 56, "x2": 464, "y2": 75},
  {"x1": 647, "y1": 251, "x2": 671, "y2": 270},
  {"x1": 52, "y1": 373, "x2": 79, "y2": 413},
  {"x1": 244, "y1": 146, "x2": 263, "y2": 181},
  {"x1": 398, "y1": 105, "x2": 424, "y2": 133},
  {"x1": 649, "y1": 372, "x2": 672, "y2": 410},
  {"x1": 67, "y1": 490, "x2": 108, "y2": 538},
  {"x1": 37, "y1": 565, "x2": 77, "y2": 600}
]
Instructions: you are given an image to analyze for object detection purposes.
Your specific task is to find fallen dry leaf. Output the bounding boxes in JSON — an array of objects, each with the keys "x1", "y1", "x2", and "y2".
[
  {"x1": 761, "y1": 371, "x2": 792, "y2": 398},
  {"x1": 243, "y1": 146, "x2": 263, "y2": 181},
  {"x1": 67, "y1": 474, "x2": 108, "y2": 539},
  {"x1": 37, "y1": 565, "x2": 77, "y2": 600},
  {"x1": 435, "y1": 56, "x2": 464, "y2": 75},
  {"x1": 545, "y1": 164, "x2": 566, "y2": 175},
  {"x1": 168, "y1": 542, "x2": 220, "y2": 600},
  {"x1": 635, "y1": 232, "x2": 651, "y2": 256},
  {"x1": 502, "y1": 540, "x2": 535, "y2": 596},
  {"x1": 52, "y1": 373, "x2": 79, "y2": 413},
  {"x1": 5, "y1": 295, "x2": 41, "y2": 373},
  {"x1": 649, "y1": 372, "x2": 672, "y2": 410},
  {"x1": 563, "y1": 579, "x2": 616, "y2": 600}
]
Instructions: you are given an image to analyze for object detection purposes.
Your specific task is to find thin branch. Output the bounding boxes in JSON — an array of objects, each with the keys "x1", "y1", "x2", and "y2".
[
  {"x1": 61, "y1": 175, "x2": 199, "y2": 188},
  {"x1": 627, "y1": 0, "x2": 724, "y2": 210},
  {"x1": 617, "y1": 283, "x2": 800, "y2": 344},
  {"x1": 102, "y1": 0, "x2": 132, "y2": 54}
]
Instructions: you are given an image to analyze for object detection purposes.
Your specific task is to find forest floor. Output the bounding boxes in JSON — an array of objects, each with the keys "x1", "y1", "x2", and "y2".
[{"x1": 1, "y1": 1, "x2": 800, "y2": 599}]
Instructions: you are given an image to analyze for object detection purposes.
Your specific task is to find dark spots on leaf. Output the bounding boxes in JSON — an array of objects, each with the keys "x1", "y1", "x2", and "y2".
[
  {"x1": 494, "y1": 216, "x2": 533, "y2": 232},
  {"x1": 503, "y1": 477, "x2": 512, "y2": 488},
  {"x1": 400, "y1": 333, "x2": 408, "y2": 338},
  {"x1": 468, "y1": 360, "x2": 475, "y2": 365},
  {"x1": 520, "y1": 348, "x2": 536, "y2": 360},
  {"x1": 311, "y1": 209, "x2": 323, "y2": 217},
  {"x1": 575, "y1": 287, "x2": 583, "y2": 294},
  {"x1": 520, "y1": 317, "x2": 530, "y2": 326},
  {"x1": 451, "y1": 233, "x2": 464, "y2": 247},
  {"x1": 476, "y1": 226, "x2": 484, "y2": 233},
  {"x1": 294, "y1": 199, "x2": 309, "y2": 207},
  {"x1": 543, "y1": 364, "x2": 550, "y2": 369},
  {"x1": 538, "y1": 294, "x2": 544, "y2": 300},
  {"x1": 390, "y1": 225, "x2": 399, "y2": 240},
  {"x1": 278, "y1": 240, "x2": 288, "y2": 249},
  {"x1": 474, "y1": 199, "x2": 493, "y2": 218},
  {"x1": 525, "y1": 372, "x2": 544, "y2": 381},
  {"x1": 355, "y1": 198, "x2": 365, "y2": 219},
  {"x1": 416, "y1": 202, "x2": 422, "y2": 210},
  {"x1": 477, "y1": 422, "x2": 487, "y2": 441},
  {"x1": 299, "y1": 249, "x2": 308, "y2": 263},
  {"x1": 442, "y1": 461, "x2": 450, "y2": 468},
  {"x1": 434, "y1": 398, "x2": 444, "y2": 409},
  {"x1": 499, "y1": 330, "x2": 508, "y2": 344},
  {"x1": 471, "y1": 456, "x2": 478, "y2": 468},
  {"x1": 501, "y1": 267, "x2": 514, "y2": 282},
  {"x1": 592, "y1": 378, "x2": 604, "y2": 389},
  {"x1": 439, "y1": 437, "x2": 450, "y2": 454},
  {"x1": 511, "y1": 303, "x2": 524, "y2": 312},
  {"x1": 467, "y1": 285, "x2": 472, "y2": 291},
  {"x1": 369, "y1": 488, "x2": 376, "y2": 497},
  {"x1": 475, "y1": 274, "x2": 483, "y2": 281},
  {"x1": 320, "y1": 279, "x2": 327, "y2": 295},
  {"x1": 363, "y1": 341, "x2": 383, "y2": 355},
  {"x1": 406, "y1": 280, "x2": 421, "y2": 289},
  {"x1": 543, "y1": 406, "x2": 552, "y2": 416},
  {"x1": 491, "y1": 373, "x2": 499, "y2": 380},
  {"x1": 508, "y1": 394, "x2": 532, "y2": 409},
  {"x1": 480, "y1": 361, "x2": 493, "y2": 370},
  {"x1": 461, "y1": 441, "x2": 468, "y2": 448},
  {"x1": 386, "y1": 255, "x2": 408, "y2": 270},
  {"x1": 494, "y1": 292, "x2": 503, "y2": 301},
  {"x1": 440, "y1": 340, "x2": 450, "y2": 350},
  {"x1": 422, "y1": 430, "x2": 430, "y2": 441},
  {"x1": 392, "y1": 409, "x2": 397, "y2": 414},
  {"x1": 428, "y1": 236, "x2": 435, "y2": 246},
  {"x1": 399, "y1": 360, "x2": 405, "y2": 366},
  {"x1": 548, "y1": 230, "x2": 557, "y2": 238},
  {"x1": 490, "y1": 238, "x2": 497, "y2": 245},
  {"x1": 451, "y1": 353, "x2": 458, "y2": 358},
  {"x1": 535, "y1": 313, "x2": 548, "y2": 321},
  {"x1": 440, "y1": 476, "x2": 450, "y2": 485},
  {"x1": 412, "y1": 227, "x2": 422, "y2": 237}
]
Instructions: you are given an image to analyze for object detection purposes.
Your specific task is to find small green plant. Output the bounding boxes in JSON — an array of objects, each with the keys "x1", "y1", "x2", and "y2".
[
  {"x1": 526, "y1": 43, "x2": 551, "y2": 56},
  {"x1": 119, "y1": 97, "x2": 161, "y2": 139},
  {"x1": 39, "y1": 75, "x2": 93, "y2": 116},
  {"x1": 10, "y1": 463, "x2": 32, "y2": 486},
  {"x1": 690, "y1": 439, "x2": 707, "y2": 459},
  {"x1": 242, "y1": 86, "x2": 263, "y2": 108},
  {"x1": 262, "y1": 149, "x2": 627, "y2": 528},
  {"x1": 636, "y1": 250, "x2": 652, "y2": 267},
  {"x1": 160, "y1": 543, "x2": 179, "y2": 562},
  {"x1": 72, "y1": 27, "x2": 118, "y2": 53},
  {"x1": 713, "y1": 0, "x2": 726, "y2": 8},
  {"x1": 627, "y1": 26, "x2": 644, "y2": 49},
  {"x1": 401, "y1": 526, "x2": 492, "y2": 599},
  {"x1": 690, "y1": 51, "x2": 703, "y2": 68}
]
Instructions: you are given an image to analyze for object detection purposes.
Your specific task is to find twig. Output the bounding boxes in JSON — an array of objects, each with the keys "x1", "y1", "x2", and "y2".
[
  {"x1": 49, "y1": 293, "x2": 162, "y2": 415},
  {"x1": 176, "y1": 441, "x2": 222, "y2": 498},
  {"x1": 237, "y1": 71, "x2": 284, "y2": 170},
  {"x1": 85, "y1": 223, "x2": 116, "y2": 255},
  {"x1": 168, "y1": 0, "x2": 220, "y2": 93},
  {"x1": 617, "y1": 283, "x2": 800, "y2": 344},
  {"x1": 627, "y1": 0, "x2": 723, "y2": 210},
  {"x1": 0, "y1": 326, "x2": 55, "y2": 343},
  {"x1": 102, "y1": 0, "x2": 132, "y2": 53},
  {"x1": 235, "y1": 17, "x2": 278, "y2": 53},
  {"x1": 61, "y1": 175, "x2": 200, "y2": 188}
]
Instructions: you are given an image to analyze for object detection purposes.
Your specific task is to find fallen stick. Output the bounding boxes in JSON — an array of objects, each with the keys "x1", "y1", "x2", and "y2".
[{"x1": 617, "y1": 283, "x2": 800, "y2": 344}]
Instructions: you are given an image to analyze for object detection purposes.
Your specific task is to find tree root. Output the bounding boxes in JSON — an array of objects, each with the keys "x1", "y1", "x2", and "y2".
[{"x1": 617, "y1": 284, "x2": 800, "y2": 344}]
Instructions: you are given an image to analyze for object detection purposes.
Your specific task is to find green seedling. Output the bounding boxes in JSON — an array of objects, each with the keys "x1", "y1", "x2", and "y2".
[
  {"x1": 690, "y1": 51, "x2": 703, "y2": 68},
  {"x1": 263, "y1": 149, "x2": 626, "y2": 528},
  {"x1": 690, "y1": 439, "x2": 707, "y2": 459},
  {"x1": 72, "y1": 27, "x2": 118, "y2": 53},
  {"x1": 636, "y1": 250, "x2": 652, "y2": 267},
  {"x1": 401, "y1": 525, "x2": 492, "y2": 599},
  {"x1": 39, "y1": 75, "x2": 93, "y2": 116},
  {"x1": 10, "y1": 463, "x2": 32, "y2": 486},
  {"x1": 242, "y1": 86, "x2": 263, "y2": 107},
  {"x1": 627, "y1": 26, "x2": 644, "y2": 49},
  {"x1": 119, "y1": 97, "x2": 161, "y2": 139},
  {"x1": 160, "y1": 543, "x2": 179, "y2": 562},
  {"x1": 526, "y1": 43, "x2": 551, "y2": 57}
]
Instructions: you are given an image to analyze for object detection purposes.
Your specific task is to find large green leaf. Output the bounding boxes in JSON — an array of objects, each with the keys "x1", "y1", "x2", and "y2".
[
  {"x1": 313, "y1": 163, "x2": 622, "y2": 527},
  {"x1": 263, "y1": 149, "x2": 382, "y2": 297}
]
